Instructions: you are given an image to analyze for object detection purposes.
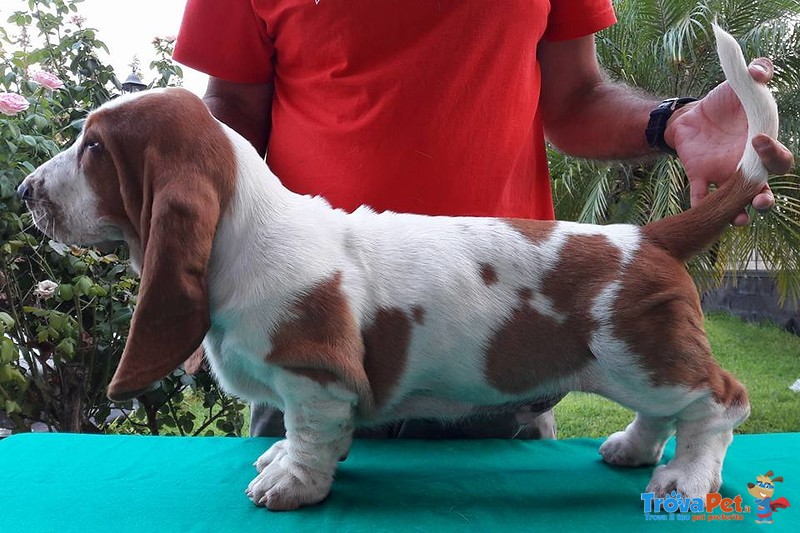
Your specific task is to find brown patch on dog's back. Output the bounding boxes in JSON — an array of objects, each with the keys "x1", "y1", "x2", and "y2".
[
  {"x1": 541, "y1": 234, "x2": 622, "y2": 330},
  {"x1": 485, "y1": 234, "x2": 621, "y2": 394},
  {"x1": 412, "y1": 306, "x2": 426, "y2": 326},
  {"x1": 362, "y1": 308, "x2": 413, "y2": 409},
  {"x1": 518, "y1": 287, "x2": 533, "y2": 301},
  {"x1": 480, "y1": 263, "x2": 498, "y2": 285},
  {"x1": 268, "y1": 272, "x2": 370, "y2": 407},
  {"x1": 611, "y1": 244, "x2": 748, "y2": 408},
  {"x1": 504, "y1": 219, "x2": 556, "y2": 246}
]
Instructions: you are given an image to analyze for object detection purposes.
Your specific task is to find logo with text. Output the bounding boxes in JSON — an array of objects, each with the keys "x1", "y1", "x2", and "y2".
[{"x1": 641, "y1": 491, "x2": 750, "y2": 522}]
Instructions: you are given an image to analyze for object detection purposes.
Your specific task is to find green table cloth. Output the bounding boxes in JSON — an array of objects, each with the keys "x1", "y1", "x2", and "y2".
[{"x1": 1, "y1": 433, "x2": 798, "y2": 532}]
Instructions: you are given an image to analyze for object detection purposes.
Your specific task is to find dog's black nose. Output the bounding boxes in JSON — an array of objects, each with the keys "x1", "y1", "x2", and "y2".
[{"x1": 17, "y1": 182, "x2": 31, "y2": 202}]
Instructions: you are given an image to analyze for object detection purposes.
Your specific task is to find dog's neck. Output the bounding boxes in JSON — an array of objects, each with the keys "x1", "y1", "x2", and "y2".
[
  {"x1": 217, "y1": 121, "x2": 301, "y2": 215},
  {"x1": 206, "y1": 121, "x2": 350, "y2": 312}
]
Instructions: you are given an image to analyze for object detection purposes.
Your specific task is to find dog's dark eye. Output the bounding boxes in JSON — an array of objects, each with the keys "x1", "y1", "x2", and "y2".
[{"x1": 79, "y1": 139, "x2": 104, "y2": 164}]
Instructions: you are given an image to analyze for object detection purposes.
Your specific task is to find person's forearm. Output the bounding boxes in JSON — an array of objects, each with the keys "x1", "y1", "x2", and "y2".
[
  {"x1": 202, "y1": 78, "x2": 274, "y2": 158},
  {"x1": 543, "y1": 80, "x2": 670, "y2": 160},
  {"x1": 203, "y1": 96, "x2": 269, "y2": 157},
  {"x1": 537, "y1": 36, "x2": 689, "y2": 161}
]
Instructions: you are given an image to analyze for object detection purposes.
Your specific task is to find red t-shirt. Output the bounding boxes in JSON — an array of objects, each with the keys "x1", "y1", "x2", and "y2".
[{"x1": 175, "y1": 0, "x2": 616, "y2": 219}]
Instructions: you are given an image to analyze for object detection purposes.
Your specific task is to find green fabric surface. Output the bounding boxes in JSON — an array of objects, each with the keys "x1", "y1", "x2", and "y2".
[{"x1": 1, "y1": 433, "x2": 798, "y2": 532}]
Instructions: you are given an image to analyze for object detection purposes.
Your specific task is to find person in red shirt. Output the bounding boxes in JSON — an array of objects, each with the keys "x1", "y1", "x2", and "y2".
[{"x1": 174, "y1": 0, "x2": 793, "y2": 439}]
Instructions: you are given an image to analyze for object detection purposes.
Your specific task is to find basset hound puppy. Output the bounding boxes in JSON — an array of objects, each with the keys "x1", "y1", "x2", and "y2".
[{"x1": 18, "y1": 26, "x2": 778, "y2": 510}]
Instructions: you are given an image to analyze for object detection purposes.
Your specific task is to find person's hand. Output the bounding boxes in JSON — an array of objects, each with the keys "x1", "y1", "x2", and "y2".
[{"x1": 664, "y1": 58, "x2": 794, "y2": 226}]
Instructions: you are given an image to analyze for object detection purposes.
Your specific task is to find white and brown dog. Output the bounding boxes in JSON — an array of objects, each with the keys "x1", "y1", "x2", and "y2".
[{"x1": 18, "y1": 26, "x2": 778, "y2": 510}]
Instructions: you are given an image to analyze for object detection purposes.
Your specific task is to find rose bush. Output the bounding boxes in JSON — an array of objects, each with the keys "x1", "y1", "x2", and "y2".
[{"x1": 1, "y1": 0, "x2": 244, "y2": 436}]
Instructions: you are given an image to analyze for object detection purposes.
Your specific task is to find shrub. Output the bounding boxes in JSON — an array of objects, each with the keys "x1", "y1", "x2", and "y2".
[{"x1": 0, "y1": 0, "x2": 244, "y2": 436}]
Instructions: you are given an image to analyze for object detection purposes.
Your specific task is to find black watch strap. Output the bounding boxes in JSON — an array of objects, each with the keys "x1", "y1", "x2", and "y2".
[{"x1": 645, "y1": 97, "x2": 698, "y2": 156}]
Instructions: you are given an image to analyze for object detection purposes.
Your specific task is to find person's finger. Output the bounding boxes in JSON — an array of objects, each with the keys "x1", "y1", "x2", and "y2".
[
  {"x1": 732, "y1": 210, "x2": 751, "y2": 227},
  {"x1": 753, "y1": 134, "x2": 795, "y2": 175},
  {"x1": 751, "y1": 185, "x2": 775, "y2": 213},
  {"x1": 748, "y1": 58, "x2": 774, "y2": 83},
  {"x1": 732, "y1": 186, "x2": 772, "y2": 226}
]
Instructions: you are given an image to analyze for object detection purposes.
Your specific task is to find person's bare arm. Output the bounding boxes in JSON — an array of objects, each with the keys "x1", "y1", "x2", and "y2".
[
  {"x1": 538, "y1": 35, "x2": 654, "y2": 160},
  {"x1": 203, "y1": 76, "x2": 274, "y2": 158},
  {"x1": 538, "y1": 36, "x2": 793, "y2": 224}
]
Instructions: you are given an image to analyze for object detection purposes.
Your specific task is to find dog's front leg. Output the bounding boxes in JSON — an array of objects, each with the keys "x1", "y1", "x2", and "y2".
[{"x1": 246, "y1": 372, "x2": 356, "y2": 511}]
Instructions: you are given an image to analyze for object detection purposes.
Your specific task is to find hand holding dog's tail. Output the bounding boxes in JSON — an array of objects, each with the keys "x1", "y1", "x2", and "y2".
[{"x1": 644, "y1": 25, "x2": 780, "y2": 262}]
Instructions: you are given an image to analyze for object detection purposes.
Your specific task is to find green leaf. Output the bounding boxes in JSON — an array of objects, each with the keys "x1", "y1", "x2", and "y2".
[
  {"x1": 58, "y1": 284, "x2": 74, "y2": 301},
  {"x1": 4, "y1": 400, "x2": 22, "y2": 415},
  {"x1": 88, "y1": 284, "x2": 107, "y2": 297},
  {"x1": 49, "y1": 313, "x2": 66, "y2": 331},
  {"x1": 74, "y1": 275, "x2": 92, "y2": 295},
  {"x1": 0, "y1": 338, "x2": 17, "y2": 364},
  {"x1": 49, "y1": 240, "x2": 71, "y2": 256},
  {"x1": 20, "y1": 135, "x2": 38, "y2": 147},
  {"x1": 55, "y1": 338, "x2": 75, "y2": 358},
  {"x1": 31, "y1": 114, "x2": 50, "y2": 131},
  {"x1": 0, "y1": 312, "x2": 15, "y2": 328},
  {"x1": 109, "y1": 307, "x2": 132, "y2": 326}
]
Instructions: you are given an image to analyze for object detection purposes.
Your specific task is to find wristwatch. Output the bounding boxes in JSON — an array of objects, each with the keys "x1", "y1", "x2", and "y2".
[{"x1": 645, "y1": 97, "x2": 698, "y2": 156}]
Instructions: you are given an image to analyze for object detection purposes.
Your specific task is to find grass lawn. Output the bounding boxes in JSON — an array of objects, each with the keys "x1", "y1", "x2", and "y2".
[{"x1": 554, "y1": 313, "x2": 800, "y2": 438}]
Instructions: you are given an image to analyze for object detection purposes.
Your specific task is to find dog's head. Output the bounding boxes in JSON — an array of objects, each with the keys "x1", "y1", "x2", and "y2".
[{"x1": 18, "y1": 88, "x2": 236, "y2": 401}]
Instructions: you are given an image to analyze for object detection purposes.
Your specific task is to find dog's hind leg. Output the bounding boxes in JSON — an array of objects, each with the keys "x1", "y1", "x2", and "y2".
[
  {"x1": 645, "y1": 370, "x2": 750, "y2": 497},
  {"x1": 246, "y1": 370, "x2": 357, "y2": 511},
  {"x1": 599, "y1": 413, "x2": 675, "y2": 467},
  {"x1": 596, "y1": 369, "x2": 749, "y2": 497},
  {"x1": 591, "y1": 257, "x2": 750, "y2": 497}
]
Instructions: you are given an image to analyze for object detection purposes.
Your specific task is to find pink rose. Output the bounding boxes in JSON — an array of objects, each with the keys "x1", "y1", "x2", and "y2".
[
  {"x1": 153, "y1": 35, "x2": 176, "y2": 44},
  {"x1": 34, "y1": 280, "x2": 58, "y2": 300},
  {"x1": 0, "y1": 92, "x2": 30, "y2": 116},
  {"x1": 30, "y1": 70, "x2": 65, "y2": 91}
]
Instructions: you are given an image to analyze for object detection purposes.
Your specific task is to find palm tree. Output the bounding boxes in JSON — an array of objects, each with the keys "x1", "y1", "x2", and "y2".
[{"x1": 549, "y1": 0, "x2": 800, "y2": 305}]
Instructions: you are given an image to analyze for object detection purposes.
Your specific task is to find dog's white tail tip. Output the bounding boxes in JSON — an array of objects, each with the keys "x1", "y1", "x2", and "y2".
[{"x1": 712, "y1": 24, "x2": 779, "y2": 183}]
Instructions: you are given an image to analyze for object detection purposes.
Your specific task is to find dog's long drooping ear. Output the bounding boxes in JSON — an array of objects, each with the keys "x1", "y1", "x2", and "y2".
[{"x1": 105, "y1": 89, "x2": 236, "y2": 401}]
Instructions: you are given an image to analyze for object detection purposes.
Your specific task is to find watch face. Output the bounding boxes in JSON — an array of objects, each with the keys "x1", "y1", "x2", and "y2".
[{"x1": 660, "y1": 98, "x2": 679, "y2": 110}]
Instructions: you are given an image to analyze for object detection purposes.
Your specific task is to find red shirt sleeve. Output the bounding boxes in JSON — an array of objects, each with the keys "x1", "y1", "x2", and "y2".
[
  {"x1": 544, "y1": 0, "x2": 617, "y2": 41},
  {"x1": 174, "y1": 0, "x2": 275, "y2": 83}
]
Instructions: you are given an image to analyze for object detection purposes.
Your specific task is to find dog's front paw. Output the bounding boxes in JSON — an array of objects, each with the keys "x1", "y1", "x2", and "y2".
[
  {"x1": 599, "y1": 430, "x2": 665, "y2": 467},
  {"x1": 254, "y1": 439, "x2": 289, "y2": 473},
  {"x1": 646, "y1": 463, "x2": 722, "y2": 499},
  {"x1": 246, "y1": 448, "x2": 333, "y2": 511}
]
